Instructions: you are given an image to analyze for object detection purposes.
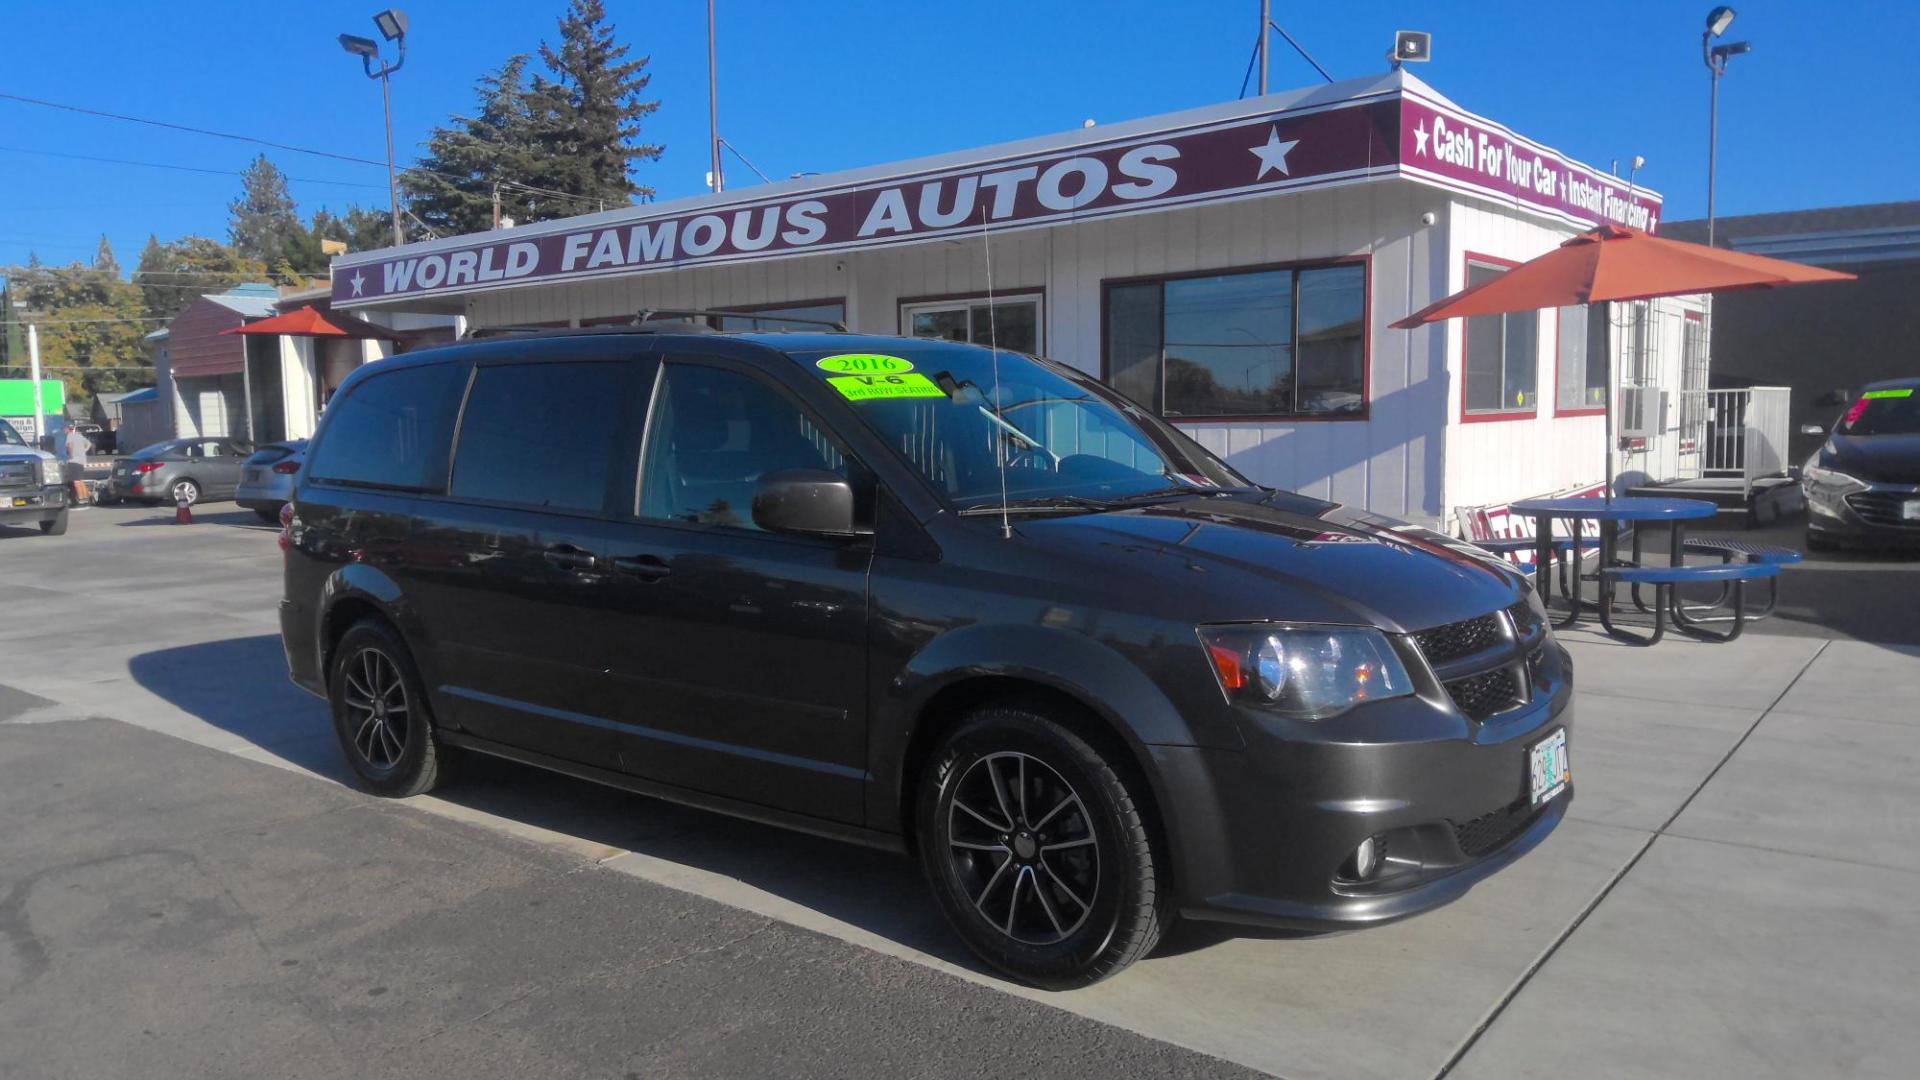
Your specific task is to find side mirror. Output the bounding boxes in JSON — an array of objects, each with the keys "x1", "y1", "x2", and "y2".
[
  {"x1": 752, "y1": 468, "x2": 869, "y2": 537},
  {"x1": 1799, "y1": 423, "x2": 1828, "y2": 436}
]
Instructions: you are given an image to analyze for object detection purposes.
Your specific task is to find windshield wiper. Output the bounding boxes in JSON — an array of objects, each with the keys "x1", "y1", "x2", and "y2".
[{"x1": 956, "y1": 495, "x2": 1112, "y2": 516}]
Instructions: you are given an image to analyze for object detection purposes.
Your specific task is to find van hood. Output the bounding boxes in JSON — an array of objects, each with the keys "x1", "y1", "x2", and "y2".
[
  {"x1": 1823, "y1": 434, "x2": 1920, "y2": 485},
  {"x1": 0, "y1": 446, "x2": 54, "y2": 462},
  {"x1": 1015, "y1": 491, "x2": 1526, "y2": 634}
]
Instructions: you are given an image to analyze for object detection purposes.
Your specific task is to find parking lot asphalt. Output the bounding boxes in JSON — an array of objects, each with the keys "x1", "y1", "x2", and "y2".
[{"x1": 3, "y1": 504, "x2": 1918, "y2": 1079}]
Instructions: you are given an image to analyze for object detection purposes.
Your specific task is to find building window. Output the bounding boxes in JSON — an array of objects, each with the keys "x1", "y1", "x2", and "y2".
[
  {"x1": 1555, "y1": 305, "x2": 1606, "y2": 413},
  {"x1": 901, "y1": 293, "x2": 1041, "y2": 356},
  {"x1": 713, "y1": 300, "x2": 845, "y2": 331},
  {"x1": 1102, "y1": 261, "x2": 1366, "y2": 419},
  {"x1": 1619, "y1": 300, "x2": 1653, "y2": 387},
  {"x1": 1678, "y1": 311, "x2": 1709, "y2": 437},
  {"x1": 1463, "y1": 259, "x2": 1538, "y2": 417}
]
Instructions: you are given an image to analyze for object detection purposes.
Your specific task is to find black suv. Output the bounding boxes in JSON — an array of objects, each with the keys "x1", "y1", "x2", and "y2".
[{"x1": 281, "y1": 323, "x2": 1573, "y2": 987}]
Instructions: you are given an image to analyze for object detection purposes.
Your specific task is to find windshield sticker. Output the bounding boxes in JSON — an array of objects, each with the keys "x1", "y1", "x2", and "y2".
[
  {"x1": 1861, "y1": 388, "x2": 1913, "y2": 399},
  {"x1": 816, "y1": 353, "x2": 915, "y2": 375},
  {"x1": 827, "y1": 372, "x2": 946, "y2": 401}
]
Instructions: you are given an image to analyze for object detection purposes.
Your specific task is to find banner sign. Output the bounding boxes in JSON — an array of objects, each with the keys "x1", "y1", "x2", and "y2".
[
  {"x1": 1400, "y1": 95, "x2": 1661, "y2": 234},
  {"x1": 1456, "y1": 481, "x2": 1608, "y2": 568},
  {"x1": 335, "y1": 86, "x2": 1661, "y2": 308}
]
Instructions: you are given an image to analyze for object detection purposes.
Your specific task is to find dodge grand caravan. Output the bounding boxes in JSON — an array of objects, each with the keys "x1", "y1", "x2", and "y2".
[{"x1": 280, "y1": 321, "x2": 1573, "y2": 987}]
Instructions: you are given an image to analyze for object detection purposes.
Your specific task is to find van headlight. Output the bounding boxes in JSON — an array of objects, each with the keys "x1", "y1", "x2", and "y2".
[
  {"x1": 39, "y1": 458, "x2": 63, "y2": 486},
  {"x1": 1198, "y1": 624, "x2": 1414, "y2": 719}
]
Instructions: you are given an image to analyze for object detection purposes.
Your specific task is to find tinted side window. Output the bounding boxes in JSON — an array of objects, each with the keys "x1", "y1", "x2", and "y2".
[
  {"x1": 639, "y1": 363, "x2": 845, "y2": 531},
  {"x1": 309, "y1": 362, "x2": 467, "y2": 490},
  {"x1": 451, "y1": 361, "x2": 637, "y2": 512}
]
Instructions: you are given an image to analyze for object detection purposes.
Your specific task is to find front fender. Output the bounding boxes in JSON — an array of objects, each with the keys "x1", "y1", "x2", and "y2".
[
  {"x1": 864, "y1": 621, "x2": 1242, "y2": 835},
  {"x1": 316, "y1": 563, "x2": 448, "y2": 715}
]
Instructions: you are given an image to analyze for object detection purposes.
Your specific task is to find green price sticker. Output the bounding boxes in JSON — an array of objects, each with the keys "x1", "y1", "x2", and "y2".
[
  {"x1": 1862, "y1": 388, "x2": 1913, "y2": 400},
  {"x1": 816, "y1": 353, "x2": 915, "y2": 375},
  {"x1": 828, "y1": 372, "x2": 947, "y2": 401}
]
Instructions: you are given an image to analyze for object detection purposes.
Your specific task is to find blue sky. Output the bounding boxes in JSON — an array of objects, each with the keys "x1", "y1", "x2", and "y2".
[{"x1": 1, "y1": 0, "x2": 1911, "y2": 275}]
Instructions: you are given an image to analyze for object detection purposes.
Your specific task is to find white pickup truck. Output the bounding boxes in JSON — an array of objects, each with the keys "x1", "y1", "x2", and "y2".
[{"x1": 0, "y1": 418, "x2": 70, "y2": 535}]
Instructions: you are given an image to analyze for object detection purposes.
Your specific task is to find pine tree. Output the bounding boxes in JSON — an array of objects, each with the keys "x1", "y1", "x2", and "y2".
[
  {"x1": 528, "y1": 0, "x2": 663, "y2": 208},
  {"x1": 228, "y1": 155, "x2": 305, "y2": 268},
  {"x1": 93, "y1": 235, "x2": 120, "y2": 275},
  {"x1": 133, "y1": 236, "x2": 269, "y2": 325},
  {"x1": 402, "y1": 55, "x2": 546, "y2": 236}
]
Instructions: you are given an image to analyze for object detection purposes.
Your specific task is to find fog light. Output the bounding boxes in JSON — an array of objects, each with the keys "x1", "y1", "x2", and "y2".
[{"x1": 1353, "y1": 836, "x2": 1384, "y2": 880}]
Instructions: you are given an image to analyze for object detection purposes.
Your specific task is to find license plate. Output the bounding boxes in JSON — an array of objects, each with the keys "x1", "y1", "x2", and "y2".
[
  {"x1": 1529, "y1": 729, "x2": 1570, "y2": 805},
  {"x1": 1903, "y1": 499, "x2": 1920, "y2": 522},
  {"x1": 245, "y1": 468, "x2": 263, "y2": 482}
]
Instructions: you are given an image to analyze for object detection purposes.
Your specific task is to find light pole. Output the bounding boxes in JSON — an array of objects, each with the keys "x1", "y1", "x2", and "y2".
[
  {"x1": 708, "y1": 0, "x2": 723, "y2": 192},
  {"x1": 1702, "y1": 6, "x2": 1749, "y2": 248},
  {"x1": 341, "y1": 9, "x2": 409, "y2": 247}
]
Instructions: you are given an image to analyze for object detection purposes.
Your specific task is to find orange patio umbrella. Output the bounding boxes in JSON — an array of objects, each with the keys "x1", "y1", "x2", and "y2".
[
  {"x1": 221, "y1": 306, "x2": 405, "y2": 340},
  {"x1": 1392, "y1": 223, "x2": 1854, "y2": 502}
]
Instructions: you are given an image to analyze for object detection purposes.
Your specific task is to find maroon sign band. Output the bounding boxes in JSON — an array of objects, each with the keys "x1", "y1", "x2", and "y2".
[
  {"x1": 1398, "y1": 96, "x2": 1662, "y2": 234},
  {"x1": 335, "y1": 87, "x2": 1660, "y2": 307}
]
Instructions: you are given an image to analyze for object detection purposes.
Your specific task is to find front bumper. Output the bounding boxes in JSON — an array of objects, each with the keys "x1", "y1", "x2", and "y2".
[
  {"x1": 1807, "y1": 477, "x2": 1920, "y2": 547},
  {"x1": 1, "y1": 485, "x2": 69, "y2": 523},
  {"x1": 1157, "y1": 638, "x2": 1574, "y2": 931}
]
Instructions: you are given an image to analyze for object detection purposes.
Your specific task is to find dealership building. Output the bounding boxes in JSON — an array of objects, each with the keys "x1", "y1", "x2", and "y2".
[{"x1": 331, "y1": 70, "x2": 1702, "y2": 534}]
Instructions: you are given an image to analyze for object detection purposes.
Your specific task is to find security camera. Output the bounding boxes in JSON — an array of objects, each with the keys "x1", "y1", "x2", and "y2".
[{"x1": 1420, "y1": 211, "x2": 1437, "y2": 227}]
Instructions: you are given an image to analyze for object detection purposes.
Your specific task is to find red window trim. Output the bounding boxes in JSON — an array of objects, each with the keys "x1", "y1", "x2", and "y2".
[
  {"x1": 1552, "y1": 304, "x2": 1606, "y2": 418},
  {"x1": 1098, "y1": 254, "x2": 1372, "y2": 424},
  {"x1": 1459, "y1": 251, "x2": 1538, "y2": 424}
]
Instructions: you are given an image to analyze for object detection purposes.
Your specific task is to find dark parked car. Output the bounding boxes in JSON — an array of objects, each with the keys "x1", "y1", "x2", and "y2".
[
  {"x1": 103, "y1": 437, "x2": 254, "y2": 506},
  {"x1": 1803, "y1": 377, "x2": 1920, "y2": 550},
  {"x1": 280, "y1": 326, "x2": 1573, "y2": 987}
]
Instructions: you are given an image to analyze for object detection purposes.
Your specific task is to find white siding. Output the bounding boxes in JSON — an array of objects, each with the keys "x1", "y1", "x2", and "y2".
[
  {"x1": 464, "y1": 180, "x2": 1456, "y2": 527},
  {"x1": 1443, "y1": 196, "x2": 1708, "y2": 523}
]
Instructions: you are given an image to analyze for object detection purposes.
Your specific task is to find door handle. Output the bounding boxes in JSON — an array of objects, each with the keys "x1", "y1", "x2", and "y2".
[
  {"x1": 611, "y1": 553, "x2": 671, "y2": 580},
  {"x1": 543, "y1": 544, "x2": 598, "y2": 571}
]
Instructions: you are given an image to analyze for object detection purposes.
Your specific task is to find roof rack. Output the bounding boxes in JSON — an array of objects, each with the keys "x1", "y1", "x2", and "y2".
[{"x1": 463, "y1": 308, "x2": 849, "y2": 341}]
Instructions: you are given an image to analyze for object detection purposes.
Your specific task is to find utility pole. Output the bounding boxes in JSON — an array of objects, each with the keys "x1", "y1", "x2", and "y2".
[
  {"x1": 708, "y1": 0, "x2": 724, "y2": 193},
  {"x1": 492, "y1": 184, "x2": 503, "y2": 230},
  {"x1": 27, "y1": 323, "x2": 44, "y2": 447},
  {"x1": 1257, "y1": 0, "x2": 1270, "y2": 96},
  {"x1": 381, "y1": 69, "x2": 403, "y2": 247}
]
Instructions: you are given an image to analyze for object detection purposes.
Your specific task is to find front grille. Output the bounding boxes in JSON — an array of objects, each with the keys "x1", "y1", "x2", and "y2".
[
  {"x1": 1411, "y1": 613, "x2": 1504, "y2": 666},
  {"x1": 0, "y1": 461, "x2": 38, "y2": 489},
  {"x1": 1451, "y1": 798, "x2": 1541, "y2": 857},
  {"x1": 1845, "y1": 491, "x2": 1920, "y2": 529},
  {"x1": 1444, "y1": 667, "x2": 1524, "y2": 721},
  {"x1": 1508, "y1": 599, "x2": 1545, "y2": 641}
]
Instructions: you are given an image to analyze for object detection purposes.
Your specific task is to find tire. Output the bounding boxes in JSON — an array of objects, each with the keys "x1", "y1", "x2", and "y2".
[
  {"x1": 328, "y1": 619, "x2": 448, "y2": 798},
  {"x1": 254, "y1": 506, "x2": 281, "y2": 523},
  {"x1": 39, "y1": 510, "x2": 68, "y2": 536},
  {"x1": 916, "y1": 705, "x2": 1171, "y2": 989},
  {"x1": 170, "y1": 478, "x2": 200, "y2": 506}
]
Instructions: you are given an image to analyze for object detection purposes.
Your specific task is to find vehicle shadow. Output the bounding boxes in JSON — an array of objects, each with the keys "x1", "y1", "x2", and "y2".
[
  {"x1": 129, "y1": 634, "x2": 1136, "y2": 982},
  {"x1": 116, "y1": 507, "x2": 277, "y2": 530}
]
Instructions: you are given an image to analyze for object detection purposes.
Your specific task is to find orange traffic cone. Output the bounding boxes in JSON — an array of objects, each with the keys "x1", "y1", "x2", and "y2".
[{"x1": 174, "y1": 490, "x2": 193, "y2": 525}]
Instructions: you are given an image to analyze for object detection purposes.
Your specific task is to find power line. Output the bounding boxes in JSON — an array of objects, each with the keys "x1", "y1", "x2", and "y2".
[
  {"x1": 0, "y1": 90, "x2": 615, "y2": 213},
  {"x1": 0, "y1": 144, "x2": 383, "y2": 189}
]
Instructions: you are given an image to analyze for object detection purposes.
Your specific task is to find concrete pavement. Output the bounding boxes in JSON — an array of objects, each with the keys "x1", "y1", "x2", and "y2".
[{"x1": 2, "y1": 504, "x2": 1917, "y2": 1079}]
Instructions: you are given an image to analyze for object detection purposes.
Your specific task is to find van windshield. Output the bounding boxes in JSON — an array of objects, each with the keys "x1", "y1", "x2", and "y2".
[
  {"x1": 789, "y1": 342, "x2": 1251, "y2": 512},
  {"x1": 0, "y1": 419, "x2": 23, "y2": 446},
  {"x1": 1840, "y1": 389, "x2": 1920, "y2": 436}
]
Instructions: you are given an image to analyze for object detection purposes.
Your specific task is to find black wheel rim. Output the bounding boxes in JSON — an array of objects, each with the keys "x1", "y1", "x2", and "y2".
[
  {"x1": 341, "y1": 648, "x2": 409, "y2": 771},
  {"x1": 945, "y1": 751, "x2": 1099, "y2": 946}
]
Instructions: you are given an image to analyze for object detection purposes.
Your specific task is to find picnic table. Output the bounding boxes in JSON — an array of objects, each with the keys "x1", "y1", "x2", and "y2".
[{"x1": 1505, "y1": 496, "x2": 1779, "y2": 644}]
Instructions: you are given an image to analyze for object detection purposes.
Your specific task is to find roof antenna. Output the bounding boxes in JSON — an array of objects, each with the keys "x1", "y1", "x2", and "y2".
[{"x1": 980, "y1": 204, "x2": 1011, "y2": 540}]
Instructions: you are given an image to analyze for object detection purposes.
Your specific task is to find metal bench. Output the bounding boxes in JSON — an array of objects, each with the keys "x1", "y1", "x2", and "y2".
[
  {"x1": 1473, "y1": 536, "x2": 1601, "y2": 596},
  {"x1": 1674, "y1": 538, "x2": 1802, "y2": 623},
  {"x1": 1598, "y1": 562, "x2": 1781, "y2": 645}
]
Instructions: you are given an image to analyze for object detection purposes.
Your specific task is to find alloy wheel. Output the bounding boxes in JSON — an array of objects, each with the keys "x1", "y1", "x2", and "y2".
[
  {"x1": 340, "y1": 647, "x2": 410, "y2": 771},
  {"x1": 945, "y1": 751, "x2": 1099, "y2": 945},
  {"x1": 171, "y1": 480, "x2": 199, "y2": 505}
]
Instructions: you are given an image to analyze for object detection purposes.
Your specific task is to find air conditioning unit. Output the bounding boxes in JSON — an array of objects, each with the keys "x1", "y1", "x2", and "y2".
[{"x1": 1619, "y1": 388, "x2": 1667, "y2": 439}]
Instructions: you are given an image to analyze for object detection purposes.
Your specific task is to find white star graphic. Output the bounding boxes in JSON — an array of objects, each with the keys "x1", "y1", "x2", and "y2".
[
  {"x1": 1249, "y1": 126, "x2": 1299, "y2": 180},
  {"x1": 1413, "y1": 121, "x2": 1430, "y2": 157},
  {"x1": 350, "y1": 270, "x2": 365, "y2": 296}
]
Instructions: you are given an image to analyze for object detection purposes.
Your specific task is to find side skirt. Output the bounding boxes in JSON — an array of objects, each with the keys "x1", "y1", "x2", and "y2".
[{"x1": 435, "y1": 729, "x2": 910, "y2": 855}]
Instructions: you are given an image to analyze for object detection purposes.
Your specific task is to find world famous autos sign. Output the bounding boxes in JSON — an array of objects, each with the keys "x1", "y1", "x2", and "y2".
[{"x1": 334, "y1": 87, "x2": 1660, "y2": 307}]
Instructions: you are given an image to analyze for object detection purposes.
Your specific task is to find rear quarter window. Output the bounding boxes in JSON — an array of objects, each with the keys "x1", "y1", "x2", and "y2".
[{"x1": 309, "y1": 361, "x2": 469, "y2": 491}]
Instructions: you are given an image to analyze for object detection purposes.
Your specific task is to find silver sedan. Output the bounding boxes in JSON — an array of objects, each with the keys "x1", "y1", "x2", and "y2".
[{"x1": 235, "y1": 440, "x2": 307, "y2": 522}]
